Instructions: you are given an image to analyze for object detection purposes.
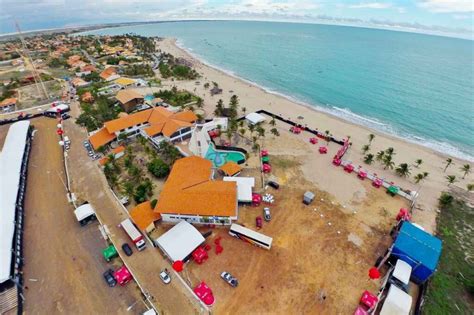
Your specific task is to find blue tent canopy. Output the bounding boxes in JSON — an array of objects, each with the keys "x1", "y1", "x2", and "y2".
[{"x1": 392, "y1": 221, "x2": 442, "y2": 284}]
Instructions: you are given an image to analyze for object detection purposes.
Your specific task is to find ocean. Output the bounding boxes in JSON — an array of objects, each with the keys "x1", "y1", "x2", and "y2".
[{"x1": 81, "y1": 21, "x2": 474, "y2": 161}]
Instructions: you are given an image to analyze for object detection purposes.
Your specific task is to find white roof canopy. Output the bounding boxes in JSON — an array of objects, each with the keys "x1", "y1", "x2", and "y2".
[
  {"x1": 155, "y1": 221, "x2": 204, "y2": 262},
  {"x1": 0, "y1": 121, "x2": 30, "y2": 283},
  {"x1": 245, "y1": 112, "x2": 266, "y2": 125},
  {"x1": 393, "y1": 259, "x2": 412, "y2": 285},
  {"x1": 380, "y1": 285, "x2": 412, "y2": 315},
  {"x1": 223, "y1": 177, "x2": 255, "y2": 202},
  {"x1": 74, "y1": 204, "x2": 96, "y2": 221}
]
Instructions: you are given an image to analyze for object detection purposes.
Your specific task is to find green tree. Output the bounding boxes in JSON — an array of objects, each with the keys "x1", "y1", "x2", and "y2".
[
  {"x1": 368, "y1": 133, "x2": 375, "y2": 144},
  {"x1": 414, "y1": 159, "x2": 423, "y2": 168},
  {"x1": 467, "y1": 183, "x2": 474, "y2": 192},
  {"x1": 376, "y1": 150, "x2": 385, "y2": 162},
  {"x1": 361, "y1": 144, "x2": 370, "y2": 154},
  {"x1": 147, "y1": 158, "x2": 170, "y2": 178},
  {"x1": 364, "y1": 153, "x2": 374, "y2": 165},
  {"x1": 214, "y1": 99, "x2": 224, "y2": 116},
  {"x1": 383, "y1": 155, "x2": 395, "y2": 170},
  {"x1": 460, "y1": 164, "x2": 471, "y2": 179},
  {"x1": 270, "y1": 117, "x2": 276, "y2": 127},
  {"x1": 423, "y1": 171, "x2": 429, "y2": 179},
  {"x1": 122, "y1": 181, "x2": 135, "y2": 198},
  {"x1": 438, "y1": 192, "x2": 453, "y2": 206},
  {"x1": 446, "y1": 175, "x2": 457, "y2": 186},
  {"x1": 443, "y1": 158, "x2": 453, "y2": 172},
  {"x1": 414, "y1": 173, "x2": 424, "y2": 184},
  {"x1": 270, "y1": 127, "x2": 280, "y2": 138},
  {"x1": 229, "y1": 95, "x2": 239, "y2": 119},
  {"x1": 239, "y1": 128, "x2": 246, "y2": 138},
  {"x1": 385, "y1": 147, "x2": 395, "y2": 157},
  {"x1": 196, "y1": 97, "x2": 203, "y2": 109},
  {"x1": 395, "y1": 163, "x2": 411, "y2": 177},
  {"x1": 203, "y1": 82, "x2": 210, "y2": 89}
]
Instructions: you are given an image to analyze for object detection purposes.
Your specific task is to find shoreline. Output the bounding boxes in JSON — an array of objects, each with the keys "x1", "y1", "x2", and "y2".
[
  {"x1": 155, "y1": 37, "x2": 473, "y2": 233},
  {"x1": 172, "y1": 37, "x2": 472, "y2": 163}
]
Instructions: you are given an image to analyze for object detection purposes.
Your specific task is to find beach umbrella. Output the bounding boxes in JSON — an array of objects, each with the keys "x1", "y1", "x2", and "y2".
[
  {"x1": 368, "y1": 267, "x2": 380, "y2": 279},
  {"x1": 260, "y1": 150, "x2": 268, "y2": 157},
  {"x1": 56, "y1": 128, "x2": 64, "y2": 136},
  {"x1": 58, "y1": 141, "x2": 64, "y2": 146},
  {"x1": 57, "y1": 123, "x2": 62, "y2": 128},
  {"x1": 172, "y1": 260, "x2": 184, "y2": 272}
]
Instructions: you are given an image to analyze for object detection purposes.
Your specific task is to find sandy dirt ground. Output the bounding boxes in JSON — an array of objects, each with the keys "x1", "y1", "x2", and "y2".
[
  {"x1": 63, "y1": 102, "x2": 203, "y2": 314},
  {"x1": 180, "y1": 153, "x2": 407, "y2": 315},
  {"x1": 0, "y1": 118, "x2": 147, "y2": 315},
  {"x1": 151, "y1": 38, "x2": 473, "y2": 234}
]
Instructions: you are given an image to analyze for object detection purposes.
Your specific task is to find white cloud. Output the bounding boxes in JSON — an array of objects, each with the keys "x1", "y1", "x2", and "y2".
[
  {"x1": 418, "y1": 0, "x2": 474, "y2": 13},
  {"x1": 349, "y1": 2, "x2": 393, "y2": 9}
]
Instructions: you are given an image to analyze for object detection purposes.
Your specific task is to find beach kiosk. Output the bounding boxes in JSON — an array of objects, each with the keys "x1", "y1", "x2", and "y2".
[
  {"x1": 391, "y1": 221, "x2": 442, "y2": 284},
  {"x1": 379, "y1": 285, "x2": 412, "y2": 315},
  {"x1": 303, "y1": 191, "x2": 315, "y2": 205}
]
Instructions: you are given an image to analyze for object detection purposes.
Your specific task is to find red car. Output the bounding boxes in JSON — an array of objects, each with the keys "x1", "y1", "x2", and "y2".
[
  {"x1": 194, "y1": 281, "x2": 215, "y2": 306},
  {"x1": 256, "y1": 216, "x2": 263, "y2": 229}
]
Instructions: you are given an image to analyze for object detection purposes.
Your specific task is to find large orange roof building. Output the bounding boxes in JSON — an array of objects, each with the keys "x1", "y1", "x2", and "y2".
[{"x1": 154, "y1": 156, "x2": 238, "y2": 225}]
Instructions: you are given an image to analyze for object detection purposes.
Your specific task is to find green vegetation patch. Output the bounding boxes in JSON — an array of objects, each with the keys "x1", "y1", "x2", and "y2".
[{"x1": 422, "y1": 193, "x2": 474, "y2": 314}]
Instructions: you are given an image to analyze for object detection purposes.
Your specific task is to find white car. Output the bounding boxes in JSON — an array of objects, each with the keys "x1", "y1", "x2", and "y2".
[
  {"x1": 220, "y1": 271, "x2": 238, "y2": 288},
  {"x1": 160, "y1": 269, "x2": 171, "y2": 284}
]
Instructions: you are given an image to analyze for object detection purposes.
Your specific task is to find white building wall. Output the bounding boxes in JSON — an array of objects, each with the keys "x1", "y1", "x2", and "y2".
[{"x1": 161, "y1": 213, "x2": 237, "y2": 225}]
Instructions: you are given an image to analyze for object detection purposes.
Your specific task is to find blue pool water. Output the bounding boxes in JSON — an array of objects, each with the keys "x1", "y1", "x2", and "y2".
[
  {"x1": 81, "y1": 21, "x2": 474, "y2": 161},
  {"x1": 205, "y1": 143, "x2": 246, "y2": 167}
]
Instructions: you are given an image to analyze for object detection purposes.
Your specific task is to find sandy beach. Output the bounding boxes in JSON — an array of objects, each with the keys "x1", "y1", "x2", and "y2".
[{"x1": 151, "y1": 37, "x2": 471, "y2": 233}]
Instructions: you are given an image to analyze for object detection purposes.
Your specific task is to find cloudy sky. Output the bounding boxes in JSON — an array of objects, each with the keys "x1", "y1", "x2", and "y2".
[{"x1": 0, "y1": 0, "x2": 473, "y2": 38}]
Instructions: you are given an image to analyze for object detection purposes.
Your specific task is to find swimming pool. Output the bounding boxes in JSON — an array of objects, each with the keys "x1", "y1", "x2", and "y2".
[{"x1": 205, "y1": 143, "x2": 246, "y2": 167}]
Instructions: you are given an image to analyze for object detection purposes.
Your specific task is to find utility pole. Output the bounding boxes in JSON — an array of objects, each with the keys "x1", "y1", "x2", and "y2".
[{"x1": 15, "y1": 21, "x2": 49, "y2": 100}]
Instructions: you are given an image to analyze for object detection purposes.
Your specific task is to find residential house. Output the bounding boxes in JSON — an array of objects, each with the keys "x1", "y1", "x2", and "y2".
[
  {"x1": 154, "y1": 156, "x2": 238, "y2": 225},
  {"x1": 76, "y1": 64, "x2": 97, "y2": 77},
  {"x1": 100, "y1": 67, "x2": 120, "y2": 81},
  {"x1": 116, "y1": 89, "x2": 144, "y2": 112},
  {"x1": 81, "y1": 92, "x2": 94, "y2": 103},
  {"x1": 71, "y1": 77, "x2": 89, "y2": 88}
]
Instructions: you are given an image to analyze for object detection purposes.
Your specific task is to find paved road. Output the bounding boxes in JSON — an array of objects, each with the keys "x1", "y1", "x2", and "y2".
[
  {"x1": 18, "y1": 118, "x2": 146, "y2": 314},
  {"x1": 64, "y1": 102, "x2": 202, "y2": 315},
  {"x1": 81, "y1": 49, "x2": 96, "y2": 66}
]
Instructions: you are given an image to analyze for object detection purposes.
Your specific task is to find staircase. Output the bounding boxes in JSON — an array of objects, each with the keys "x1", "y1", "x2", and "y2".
[{"x1": 0, "y1": 286, "x2": 18, "y2": 314}]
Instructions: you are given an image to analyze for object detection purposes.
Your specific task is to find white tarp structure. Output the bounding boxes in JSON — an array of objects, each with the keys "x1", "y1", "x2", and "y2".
[
  {"x1": 0, "y1": 121, "x2": 30, "y2": 283},
  {"x1": 223, "y1": 177, "x2": 255, "y2": 202},
  {"x1": 380, "y1": 285, "x2": 412, "y2": 315},
  {"x1": 155, "y1": 220, "x2": 205, "y2": 262},
  {"x1": 74, "y1": 204, "x2": 96, "y2": 222},
  {"x1": 245, "y1": 112, "x2": 266, "y2": 125},
  {"x1": 393, "y1": 259, "x2": 412, "y2": 285}
]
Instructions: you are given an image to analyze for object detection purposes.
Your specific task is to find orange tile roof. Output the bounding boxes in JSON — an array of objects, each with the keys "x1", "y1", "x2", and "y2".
[
  {"x1": 71, "y1": 77, "x2": 88, "y2": 87},
  {"x1": 98, "y1": 157, "x2": 109, "y2": 166},
  {"x1": 89, "y1": 128, "x2": 116, "y2": 150},
  {"x1": 104, "y1": 109, "x2": 153, "y2": 133},
  {"x1": 219, "y1": 162, "x2": 242, "y2": 176},
  {"x1": 0, "y1": 97, "x2": 16, "y2": 108},
  {"x1": 112, "y1": 145, "x2": 126, "y2": 154},
  {"x1": 154, "y1": 156, "x2": 237, "y2": 217},
  {"x1": 81, "y1": 92, "x2": 94, "y2": 102},
  {"x1": 81, "y1": 64, "x2": 97, "y2": 72},
  {"x1": 116, "y1": 89, "x2": 143, "y2": 105},
  {"x1": 100, "y1": 67, "x2": 117, "y2": 80},
  {"x1": 131, "y1": 201, "x2": 161, "y2": 231}
]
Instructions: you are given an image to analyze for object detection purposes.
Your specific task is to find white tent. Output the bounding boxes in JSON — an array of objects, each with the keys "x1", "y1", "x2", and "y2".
[
  {"x1": 380, "y1": 285, "x2": 412, "y2": 315},
  {"x1": 74, "y1": 204, "x2": 96, "y2": 222},
  {"x1": 0, "y1": 121, "x2": 30, "y2": 283},
  {"x1": 223, "y1": 177, "x2": 255, "y2": 203},
  {"x1": 155, "y1": 221, "x2": 205, "y2": 262},
  {"x1": 392, "y1": 259, "x2": 412, "y2": 286},
  {"x1": 245, "y1": 112, "x2": 266, "y2": 125}
]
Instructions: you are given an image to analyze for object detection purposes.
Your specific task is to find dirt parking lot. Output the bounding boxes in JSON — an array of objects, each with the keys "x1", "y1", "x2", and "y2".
[
  {"x1": 182, "y1": 155, "x2": 407, "y2": 314},
  {"x1": 0, "y1": 118, "x2": 146, "y2": 314}
]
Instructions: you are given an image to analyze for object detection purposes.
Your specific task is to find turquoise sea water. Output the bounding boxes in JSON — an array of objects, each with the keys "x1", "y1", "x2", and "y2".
[{"x1": 81, "y1": 21, "x2": 474, "y2": 161}]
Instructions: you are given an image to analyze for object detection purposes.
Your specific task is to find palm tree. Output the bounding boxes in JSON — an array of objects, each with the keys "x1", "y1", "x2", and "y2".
[
  {"x1": 414, "y1": 173, "x2": 424, "y2": 184},
  {"x1": 122, "y1": 181, "x2": 135, "y2": 198},
  {"x1": 368, "y1": 133, "x2": 375, "y2": 144},
  {"x1": 270, "y1": 117, "x2": 276, "y2": 127},
  {"x1": 361, "y1": 144, "x2": 370, "y2": 154},
  {"x1": 443, "y1": 158, "x2": 453, "y2": 172},
  {"x1": 423, "y1": 171, "x2": 429, "y2": 179},
  {"x1": 270, "y1": 127, "x2": 280, "y2": 138},
  {"x1": 376, "y1": 150, "x2": 385, "y2": 162},
  {"x1": 395, "y1": 163, "x2": 411, "y2": 177},
  {"x1": 239, "y1": 128, "x2": 246, "y2": 139},
  {"x1": 460, "y1": 164, "x2": 471, "y2": 179},
  {"x1": 364, "y1": 153, "x2": 374, "y2": 165},
  {"x1": 242, "y1": 107, "x2": 247, "y2": 116},
  {"x1": 196, "y1": 97, "x2": 203, "y2": 109},
  {"x1": 383, "y1": 155, "x2": 395, "y2": 170},
  {"x1": 467, "y1": 183, "x2": 474, "y2": 192},
  {"x1": 324, "y1": 130, "x2": 331, "y2": 145},
  {"x1": 248, "y1": 123, "x2": 255, "y2": 136},
  {"x1": 414, "y1": 159, "x2": 423, "y2": 168},
  {"x1": 446, "y1": 175, "x2": 457, "y2": 186},
  {"x1": 385, "y1": 147, "x2": 395, "y2": 157}
]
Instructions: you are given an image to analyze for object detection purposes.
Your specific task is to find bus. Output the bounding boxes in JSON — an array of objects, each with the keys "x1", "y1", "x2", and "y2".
[
  {"x1": 229, "y1": 224, "x2": 272, "y2": 250},
  {"x1": 44, "y1": 103, "x2": 70, "y2": 118}
]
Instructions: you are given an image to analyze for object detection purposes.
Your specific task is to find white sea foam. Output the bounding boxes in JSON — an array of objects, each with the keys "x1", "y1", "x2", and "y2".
[{"x1": 176, "y1": 39, "x2": 474, "y2": 162}]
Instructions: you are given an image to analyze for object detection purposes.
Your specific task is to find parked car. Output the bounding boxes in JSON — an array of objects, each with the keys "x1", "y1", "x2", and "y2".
[
  {"x1": 61, "y1": 113, "x2": 70, "y2": 120},
  {"x1": 122, "y1": 243, "x2": 133, "y2": 256},
  {"x1": 256, "y1": 216, "x2": 263, "y2": 229},
  {"x1": 263, "y1": 208, "x2": 271, "y2": 221},
  {"x1": 88, "y1": 151, "x2": 94, "y2": 157},
  {"x1": 103, "y1": 269, "x2": 117, "y2": 287},
  {"x1": 159, "y1": 269, "x2": 171, "y2": 284},
  {"x1": 267, "y1": 180, "x2": 280, "y2": 189},
  {"x1": 220, "y1": 271, "x2": 238, "y2": 288},
  {"x1": 83, "y1": 140, "x2": 90, "y2": 147}
]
